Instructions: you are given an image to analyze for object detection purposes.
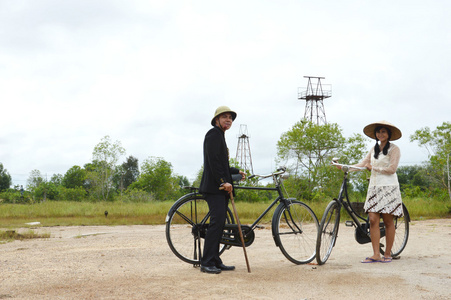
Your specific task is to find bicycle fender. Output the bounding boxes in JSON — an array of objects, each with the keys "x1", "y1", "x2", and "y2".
[
  {"x1": 271, "y1": 201, "x2": 299, "y2": 247},
  {"x1": 165, "y1": 192, "x2": 203, "y2": 223}
]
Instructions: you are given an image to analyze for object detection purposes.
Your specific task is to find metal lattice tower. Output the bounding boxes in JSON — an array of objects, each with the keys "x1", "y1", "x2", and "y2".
[
  {"x1": 298, "y1": 76, "x2": 332, "y2": 124},
  {"x1": 235, "y1": 124, "x2": 254, "y2": 174}
]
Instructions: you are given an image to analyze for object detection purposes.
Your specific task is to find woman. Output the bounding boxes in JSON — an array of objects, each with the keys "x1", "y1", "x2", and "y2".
[{"x1": 353, "y1": 121, "x2": 403, "y2": 263}]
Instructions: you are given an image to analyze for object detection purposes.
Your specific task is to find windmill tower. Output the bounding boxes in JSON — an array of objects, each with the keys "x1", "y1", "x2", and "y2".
[
  {"x1": 235, "y1": 124, "x2": 254, "y2": 174},
  {"x1": 298, "y1": 76, "x2": 331, "y2": 124}
]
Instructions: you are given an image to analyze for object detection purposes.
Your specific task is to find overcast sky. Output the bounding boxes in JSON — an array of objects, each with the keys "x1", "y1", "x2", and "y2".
[{"x1": 1, "y1": 0, "x2": 450, "y2": 187}]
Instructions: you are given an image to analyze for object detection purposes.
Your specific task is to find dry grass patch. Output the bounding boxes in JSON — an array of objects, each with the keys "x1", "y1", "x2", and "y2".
[{"x1": 0, "y1": 229, "x2": 50, "y2": 242}]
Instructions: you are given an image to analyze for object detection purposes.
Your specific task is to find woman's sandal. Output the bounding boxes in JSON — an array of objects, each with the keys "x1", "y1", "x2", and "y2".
[
  {"x1": 381, "y1": 257, "x2": 393, "y2": 263},
  {"x1": 361, "y1": 257, "x2": 381, "y2": 263}
]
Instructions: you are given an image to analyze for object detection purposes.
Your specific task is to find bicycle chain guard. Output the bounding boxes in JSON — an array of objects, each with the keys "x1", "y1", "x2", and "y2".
[
  {"x1": 191, "y1": 223, "x2": 255, "y2": 247},
  {"x1": 354, "y1": 222, "x2": 386, "y2": 244},
  {"x1": 221, "y1": 224, "x2": 255, "y2": 247}
]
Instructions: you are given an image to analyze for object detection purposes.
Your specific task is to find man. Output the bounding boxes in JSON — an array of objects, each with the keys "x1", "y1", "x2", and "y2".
[{"x1": 199, "y1": 106, "x2": 246, "y2": 274}]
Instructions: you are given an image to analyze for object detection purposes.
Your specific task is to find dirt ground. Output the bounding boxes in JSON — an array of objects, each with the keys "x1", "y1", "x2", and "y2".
[{"x1": 1, "y1": 219, "x2": 450, "y2": 300}]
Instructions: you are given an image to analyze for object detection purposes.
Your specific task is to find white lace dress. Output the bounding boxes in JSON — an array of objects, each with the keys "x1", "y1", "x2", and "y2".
[{"x1": 354, "y1": 143, "x2": 403, "y2": 217}]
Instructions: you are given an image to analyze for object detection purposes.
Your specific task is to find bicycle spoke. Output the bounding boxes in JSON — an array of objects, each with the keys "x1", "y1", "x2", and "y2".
[
  {"x1": 166, "y1": 196, "x2": 234, "y2": 265},
  {"x1": 174, "y1": 209, "x2": 196, "y2": 226}
]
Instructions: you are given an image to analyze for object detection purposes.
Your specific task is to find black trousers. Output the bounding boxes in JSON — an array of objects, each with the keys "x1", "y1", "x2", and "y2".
[{"x1": 201, "y1": 193, "x2": 229, "y2": 267}]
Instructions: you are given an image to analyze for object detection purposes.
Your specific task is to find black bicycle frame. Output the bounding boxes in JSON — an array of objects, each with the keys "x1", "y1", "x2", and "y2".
[
  {"x1": 335, "y1": 171, "x2": 370, "y2": 238},
  {"x1": 234, "y1": 185, "x2": 282, "y2": 231},
  {"x1": 181, "y1": 179, "x2": 298, "y2": 244}
]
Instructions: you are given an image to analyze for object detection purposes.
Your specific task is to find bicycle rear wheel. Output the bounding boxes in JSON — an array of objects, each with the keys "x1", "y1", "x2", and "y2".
[
  {"x1": 165, "y1": 194, "x2": 234, "y2": 265},
  {"x1": 272, "y1": 200, "x2": 319, "y2": 264},
  {"x1": 380, "y1": 203, "x2": 409, "y2": 257},
  {"x1": 316, "y1": 201, "x2": 341, "y2": 265}
]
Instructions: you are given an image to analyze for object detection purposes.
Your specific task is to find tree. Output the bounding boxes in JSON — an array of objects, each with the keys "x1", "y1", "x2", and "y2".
[
  {"x1": 50, "y1": 174, "x2": 63, "y2": 186},
  {"x1": 276, "y1": 120, "x2": 366, "y2": 200},
  {"x1": 27, "y1": 170, "x2": 45, "y2": 193},
  {"x1": 113, "y1": 156, "x2": 140, "y2": 192},
  {"x1": 62, "y1": 166, "x2": 87, "y2": 189},
  {"x1": 277, "y1": 120, "x2": 343, "y2": 177},
  {"x1": 26, "y1": 169, "x2": 46, "y2": 201},
  {"x1": 192, "y1": 166, "x2": 203, "y2": 188},
  {"x1": 177, "y1": 175, "x2": 190, "y2": 188},
  {"x1": 411, "y1": 122, "x2": 451, "y2": 200},
  {"x1": 130, "y1": 157, "x2": 177, "y2": 201},
  {"x1": 0, "y1": 163, "x2": 12, "y2": 191},
  {"x1": 91, "y1": 136, "x2": 126, "y2": 201},
  {"x1": 397, "y1": 165, "x2": 437, "y2": 197}
]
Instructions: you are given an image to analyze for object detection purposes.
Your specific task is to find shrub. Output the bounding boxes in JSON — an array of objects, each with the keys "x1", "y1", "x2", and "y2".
[{"x1": 58, "y1": 187, "x2": 87, "y2": 201}]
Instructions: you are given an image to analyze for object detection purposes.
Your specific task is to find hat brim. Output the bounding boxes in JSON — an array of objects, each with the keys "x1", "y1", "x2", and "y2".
[
  {"x1": 363, "y1": 121, "x2": 402, "y2": 141},
  {"x1": 211, "y1": 111, "x2": 237, "y2": 126}
]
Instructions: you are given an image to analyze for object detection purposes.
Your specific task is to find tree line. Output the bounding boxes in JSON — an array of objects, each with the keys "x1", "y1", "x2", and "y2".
[
  {"x1": 0, "y1": 136, "x2": 189, "y2": 203},
  {"x1": 0, "y1": 121, "x2": 450, "y2": 203}
]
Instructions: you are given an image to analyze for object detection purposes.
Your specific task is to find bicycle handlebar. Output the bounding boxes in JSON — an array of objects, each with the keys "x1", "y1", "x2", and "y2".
[
  {"x1": 248, "y1": 167, "x2": 287, "y2": 180},
  {"x1": 331, "y1": 160, "x2": 366, "y2": 172}
]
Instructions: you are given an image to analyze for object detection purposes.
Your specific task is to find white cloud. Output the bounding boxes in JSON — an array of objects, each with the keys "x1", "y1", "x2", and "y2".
[{"x1": 0, "y1": 0, "x2": 449, "y2": 186}]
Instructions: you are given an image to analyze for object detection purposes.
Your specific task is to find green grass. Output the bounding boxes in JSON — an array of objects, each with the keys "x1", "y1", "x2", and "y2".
[
  {"x1": 0, "y1": 197, "x2": 449, "y2": 229},
  {"x1": 0, "y1": 201, "x2": 171, "y2": 227},
  {"x1": 402, "y1": 197, "x2": 451, "y2": 220}
]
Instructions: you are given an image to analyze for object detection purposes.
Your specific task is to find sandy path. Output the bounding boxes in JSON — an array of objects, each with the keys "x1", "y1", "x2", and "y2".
[{"x1": 1, "y1": 219, "x2": 450, "y2": 299}]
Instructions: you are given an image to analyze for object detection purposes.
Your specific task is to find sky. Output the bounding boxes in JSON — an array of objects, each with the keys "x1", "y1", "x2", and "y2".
[{"x1": 1, "y1": 0, "x2": 450, "y2": 187}]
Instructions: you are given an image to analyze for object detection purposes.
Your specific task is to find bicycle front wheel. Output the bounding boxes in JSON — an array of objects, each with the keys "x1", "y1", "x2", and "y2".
[
  {"x1": 380, "y1": 203, "x2": 410, "y2": 257},
  {"x1": 272, "y1": 200, "x2": 319, "y2": 264},
  {"x1": 165, "y1": 194, "x2": 234, "y2": 265},
  {"x1": 316, "y1": 201, "x2": 341, "y2": 265}
]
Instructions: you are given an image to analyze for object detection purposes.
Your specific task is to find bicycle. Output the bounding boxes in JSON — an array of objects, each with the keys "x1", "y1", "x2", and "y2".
[
  {"x1": 315, "y1": 160, "x2": 410, "y2": 265},
  {"x1": 165, "y1": 167, "x2": 319, "y2": 265}
]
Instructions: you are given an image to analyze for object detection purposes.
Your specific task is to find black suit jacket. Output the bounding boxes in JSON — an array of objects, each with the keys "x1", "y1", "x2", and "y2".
[{"x1": 199, "y1": 126, "x2": 239, "y2": 196}]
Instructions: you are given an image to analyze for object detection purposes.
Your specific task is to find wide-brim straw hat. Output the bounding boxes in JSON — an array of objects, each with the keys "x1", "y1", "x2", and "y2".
[
  {"x1": 363, "y1": 120, "x2": 402, "y2": 141},
  {"x1": 211, "y1": 106, "x2": 237, "y2": 126}
]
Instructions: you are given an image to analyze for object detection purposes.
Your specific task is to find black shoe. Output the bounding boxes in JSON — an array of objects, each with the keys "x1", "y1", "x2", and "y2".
[
  {"x1": 200, "y1": 265, "x2": 221, "y2": 274},
  {"x1": 217, "y1": 264, "x2": 235, "y2": 271}
]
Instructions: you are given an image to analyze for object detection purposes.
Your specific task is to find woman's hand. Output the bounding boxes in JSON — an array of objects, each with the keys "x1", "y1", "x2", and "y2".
[
  {"x1": 365, "y1": 163, "x2": 372, "y2": 171},
  {"x1": 239, "y1": 170, "x2": 246, "y2": 180}
]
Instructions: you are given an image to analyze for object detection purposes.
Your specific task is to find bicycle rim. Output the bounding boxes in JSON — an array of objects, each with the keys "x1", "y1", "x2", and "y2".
[
  {"x1": 316, "y1": 201, "x2": 340, "y2": 265},
  {"x1": 273, "y1": 201, "x2": 319, "y2": 264}
]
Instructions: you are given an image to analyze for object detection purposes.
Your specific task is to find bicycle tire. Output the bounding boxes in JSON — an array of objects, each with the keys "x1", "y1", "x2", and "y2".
[
  {"x1": 380, "y1": 203, "x2": 409, "y2": 257},
  {"x1": 165, "y1": 194, "x2": 234, "y2": 265},
  {"x1": 272, "y1": 200, "x2": 319, "y2": 264},
  {"x1": 316, "y1": 201, "x2": 341, "y2": 265}
]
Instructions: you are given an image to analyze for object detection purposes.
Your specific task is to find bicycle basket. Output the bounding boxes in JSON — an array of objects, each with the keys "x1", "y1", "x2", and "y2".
[{"x1": 351, "y1": 202, "x2": 366, "y2": 216}]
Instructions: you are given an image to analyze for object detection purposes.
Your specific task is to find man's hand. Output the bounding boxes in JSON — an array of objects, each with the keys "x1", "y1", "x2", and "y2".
[
  {"x1": 222, "y1": 182, "x2": 233, "y2": 193},
  {"x1": 239, "y1": 170, "x2": 246, "y2": 180}
]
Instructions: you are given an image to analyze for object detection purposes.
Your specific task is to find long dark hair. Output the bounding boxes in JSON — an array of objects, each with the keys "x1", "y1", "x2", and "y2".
[{"x1": 374, "y1": 126, "x2": 391, "y2": 159}]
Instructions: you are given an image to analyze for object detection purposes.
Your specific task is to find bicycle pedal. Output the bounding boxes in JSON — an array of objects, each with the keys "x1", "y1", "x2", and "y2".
[{"x1": 345, "y1": 221, "x2": 354, "y2": 227}]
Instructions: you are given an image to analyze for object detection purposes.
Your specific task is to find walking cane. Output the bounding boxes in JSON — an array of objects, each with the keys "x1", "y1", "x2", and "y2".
[{"x1": 220, "y1": 187, "x2": 251, "y2": 273}]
